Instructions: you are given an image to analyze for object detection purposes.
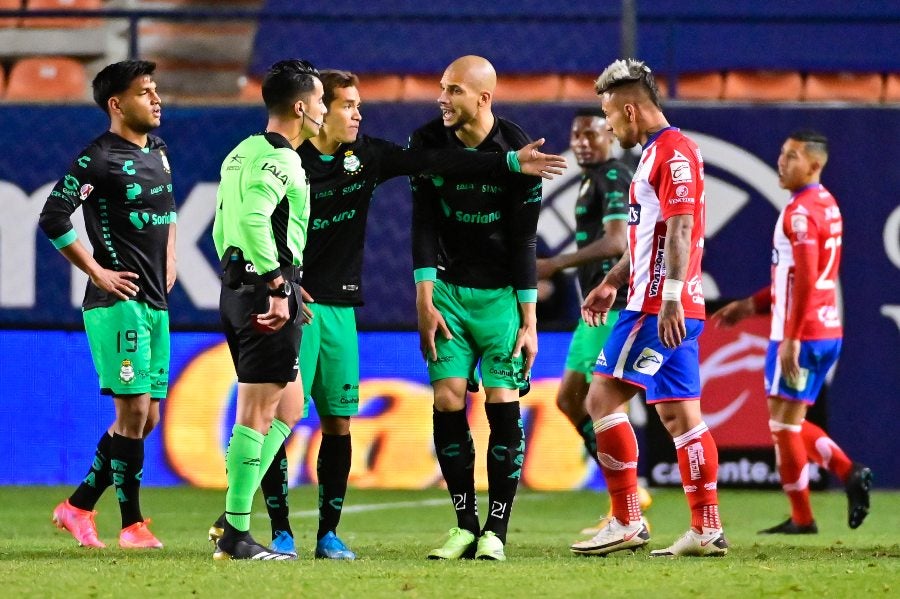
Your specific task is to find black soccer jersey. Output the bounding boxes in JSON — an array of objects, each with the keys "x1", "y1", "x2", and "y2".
[
  {"x1": 410, "y1": 117, "x2": 541, "y2": 293},
  {"x1": 299, "y1": 134, "x2": 511, "y2": 305},
  {"x1": 39, "y1": 131, "x2": 175, "y2": 310},
  {"x1": 575, "y1": 158, "x2": 632, "y2": 308}
]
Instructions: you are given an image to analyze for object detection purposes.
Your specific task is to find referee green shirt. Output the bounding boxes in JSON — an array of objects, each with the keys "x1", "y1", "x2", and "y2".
[{"x1": 213, "y1": 132, "x2": 310, "y2": 280}]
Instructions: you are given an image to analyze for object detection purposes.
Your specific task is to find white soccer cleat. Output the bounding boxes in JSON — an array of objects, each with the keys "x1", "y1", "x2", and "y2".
[
  {"x1": 650, "y1": 527, "x2": 728, "y2": 557},
  {"x1": 570, "y1": 517, "x2": 650, "y2": 556}
]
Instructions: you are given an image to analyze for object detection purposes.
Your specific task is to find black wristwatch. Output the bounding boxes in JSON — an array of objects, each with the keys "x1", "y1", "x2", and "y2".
[{"x1": 266, "y1": 281, "x2": 292, "y2": 298}]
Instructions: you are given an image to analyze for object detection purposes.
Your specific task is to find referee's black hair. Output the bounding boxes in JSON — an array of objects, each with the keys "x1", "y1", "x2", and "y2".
[
  {"x1": 92, "y1": 60, "x2": 156, "y2": 115},
  {"x1": 788, "y1": 129, "x2": 829, "y2": 157},
  {"x1": 262, "y1": 59, "x2": 321, "y2": 114},
  {"x1": 575, "y1": 107, "x2": 604, "y2": 118}
]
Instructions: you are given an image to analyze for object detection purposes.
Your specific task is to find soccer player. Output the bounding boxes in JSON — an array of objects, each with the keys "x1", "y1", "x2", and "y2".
[
  {"x1": 570, "y1": 58, "x2": 728, "y2": 558},
  {"x1": 210, "y1": 58, "x2": 324, "y2": 560},
  {"x1": 712, "y1": 130, "x2": 872, "y2": 534},
  {"x1": 40, "y1": 60, "x2": 174, "y2": 550},
  {"x1": 218, "y1": 69, "x2": 565, "y2": 559},
  {"x1": 411, "y1": 55, "x2": 541, "y2": 561},
  {"x1": 536, "y1": 108, "x2": 653, "y2": 535}
]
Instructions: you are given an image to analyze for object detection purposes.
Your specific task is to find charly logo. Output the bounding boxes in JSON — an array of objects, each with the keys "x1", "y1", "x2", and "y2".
[
  {"x1": 119, "y1": 359, "x2": 135, "y2": 384},
  {"x1": 633, "y1": 347, "x2": 663, "y2": 375},
  {"x1": 538, "y1": 131, "x2": 841, "y2": 308},
  {"x1": 122, "y1": 160, "x2": 137, "y2": 176}
]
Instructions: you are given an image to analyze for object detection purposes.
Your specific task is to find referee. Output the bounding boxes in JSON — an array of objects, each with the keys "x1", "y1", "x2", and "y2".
[{"x1": 210, "y1": 59, "x2": 325, "y2": 561}]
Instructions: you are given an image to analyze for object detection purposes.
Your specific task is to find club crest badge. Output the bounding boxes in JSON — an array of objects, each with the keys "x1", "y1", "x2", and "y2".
[
  {"x1": 343, "y1": 151, "x2": 362, "y2": 174},
  {"x1": 119, "y1": 359, "x2": 135, "y2": 384}
]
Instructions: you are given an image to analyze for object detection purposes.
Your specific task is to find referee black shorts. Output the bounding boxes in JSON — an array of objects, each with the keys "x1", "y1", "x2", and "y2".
[{"x1": 219, "y1": 270, "x2": 304, "y2": 385}]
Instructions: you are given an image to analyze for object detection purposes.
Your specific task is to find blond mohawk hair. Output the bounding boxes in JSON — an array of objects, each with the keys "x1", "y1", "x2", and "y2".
[{"x1": 594, "y1": 58, "x2": 661, "y2": 108}]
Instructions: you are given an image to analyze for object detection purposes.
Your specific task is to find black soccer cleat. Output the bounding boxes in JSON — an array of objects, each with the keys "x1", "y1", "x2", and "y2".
[
  {"x1": 213, "y1": 532, "x2": 295, "y2": 561},
  {"x1": 845, "y1": 462, "x2": 873, "y2": 529},
  {"x1": 208, "y1": 512, "x2": 226, "y2": 544},
  {"x1": 758, "y1": 518, "x2": 818, "y2": 535}
]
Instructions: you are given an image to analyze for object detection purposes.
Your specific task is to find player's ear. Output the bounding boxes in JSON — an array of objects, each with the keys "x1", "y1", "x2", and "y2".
[
  {"x1": 293, "y1": 99, "x2": 304, "y2": 119},
  {"x1": 478, "y1": 90, "x2": 491, "y2": 107},
  {"x1": 108, "y1": 96, "x2": 121, "y2": 115}
]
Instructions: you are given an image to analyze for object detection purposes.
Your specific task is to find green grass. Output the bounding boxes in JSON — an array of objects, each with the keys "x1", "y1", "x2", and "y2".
[{"x1": 1, "y1": 486, "x2": 897, "y2": 598}]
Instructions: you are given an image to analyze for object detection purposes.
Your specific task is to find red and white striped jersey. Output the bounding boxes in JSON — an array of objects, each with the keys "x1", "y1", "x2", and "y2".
[
  {"x1": 625, "y1": 128, "x2": 706, "y2": 319},
  {"x1": 769, "y1": 183, "x2": 843, "y2": 341}
]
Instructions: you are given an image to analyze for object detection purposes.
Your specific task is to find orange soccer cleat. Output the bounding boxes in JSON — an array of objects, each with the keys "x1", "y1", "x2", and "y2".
[
  {"x1": 119, "y1": 519, "x2": 163, "y2": 549},
  {"x1": 52, "y1": 499, "x2": 106, "y2": 548}
]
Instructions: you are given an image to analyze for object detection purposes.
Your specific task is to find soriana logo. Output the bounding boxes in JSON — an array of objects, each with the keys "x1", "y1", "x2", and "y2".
[{"x1": 698, "y1": 315, "x2": 771, "y2": 448}]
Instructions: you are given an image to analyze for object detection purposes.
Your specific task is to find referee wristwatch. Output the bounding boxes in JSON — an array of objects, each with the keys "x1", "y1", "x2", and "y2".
[{"x1": 266, "y1": 281, "x2": 292, "y2": 298}]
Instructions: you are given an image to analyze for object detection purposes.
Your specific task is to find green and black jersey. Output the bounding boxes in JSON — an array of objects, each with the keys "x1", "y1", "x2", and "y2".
[
  {"x1": 213, "y1": 132, "x2": 309, "y2": 280},
  {"x1": 575, "y1": 158, "x2": 632, "y2": 308},
  {"x1": 300, "y1": 134, "x2": 517, "y2": 305},
  {"x1": 38, "y1": 131, "x2": 176, "y2": 310},
  {"x1": 410, "y1": 117, "x2": 541, "y2": 299}
]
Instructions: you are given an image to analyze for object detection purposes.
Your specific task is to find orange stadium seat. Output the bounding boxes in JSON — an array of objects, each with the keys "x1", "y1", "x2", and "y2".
[
  {"x1": 0, "y1": 0, "x2": 22, "y2": 28},
  {"x1": 722, "y1": 70, "x2": 803, "y2": 102},
  {"x1": 355, "y1": 74, "x2": 404, "y2": 102},
  {"x1": 494, "y1": 74, "x2": 562, "y2": 102},
  {"x1": 21, "y1": 0, "x2": 101, "y2": 29},
  {"x1": 884, "y1": 73, "x2": 900, "y2": 103},
  {"x1": 803, "y1": 72, "x2": 884, "y2": 103},
  {"x1": 0, "y1": 64, "x2": 6, "y2": 99},
  {"x1": 560, "y1": 74, "x2": 598, "y2": 102},
  {"x1": 672, "y1": 72, "x2": 723, "y2": 100},
  {"x1": 401, "y1": 74, "x2": 439, "y2": 102},
  {"x1": 5, "y1": 56, "x2": 87, "y2": 100},
  {"x1": 237, "y1": 76, "x2": 261, "y2": 103}
]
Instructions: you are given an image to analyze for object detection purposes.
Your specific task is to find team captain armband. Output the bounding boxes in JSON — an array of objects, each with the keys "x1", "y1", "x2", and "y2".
[
  {"x1": 517, "y1": 289, "x2": 538, "y2": 303},
  {"x1": 661, "y1": 278, "x2": 683, "y2": 302},
  {"x1": 50, "y1": 229, "x2": 78, "y2": 250},
  {"x1": 506, "y1": 151, "x2": 522, "y2": 173},
  {"x1": 414, "y1": 267, "x2": 437, "y2": 284}
]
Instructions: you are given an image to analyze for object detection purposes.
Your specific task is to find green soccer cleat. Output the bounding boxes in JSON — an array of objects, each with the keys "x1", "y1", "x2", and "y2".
[
  {"x1": 427, "y1": 527, "x2": 477, "y2": 560},
  {"x1": 475, "y1": 531, "x2": 506, "y2": 561}
]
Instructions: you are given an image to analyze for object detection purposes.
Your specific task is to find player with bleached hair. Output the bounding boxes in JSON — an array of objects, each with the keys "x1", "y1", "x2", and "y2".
[{"x1": 571, "y1": 58, "x2": 728, "y2": 557}]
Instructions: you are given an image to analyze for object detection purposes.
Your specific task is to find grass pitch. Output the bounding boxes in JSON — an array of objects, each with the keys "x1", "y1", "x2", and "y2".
[{"x1": 0, "y1": 486, "x2": 897, "y2": 598}]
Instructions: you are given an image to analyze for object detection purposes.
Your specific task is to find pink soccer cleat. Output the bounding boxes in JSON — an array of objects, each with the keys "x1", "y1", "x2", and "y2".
[
  {"x1": 119, "y1": 519, "x2": 163, "y2": 549},
  {"x1": 52, "y1": 499, "x2": 106, "y2": 548}
]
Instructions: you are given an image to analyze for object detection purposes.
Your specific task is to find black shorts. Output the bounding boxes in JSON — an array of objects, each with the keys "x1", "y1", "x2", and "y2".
[{"x1": 219, "y1": 262, "x2": 304, "y2": 384}]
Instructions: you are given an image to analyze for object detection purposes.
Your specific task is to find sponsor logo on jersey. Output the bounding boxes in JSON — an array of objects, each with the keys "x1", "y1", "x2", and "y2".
[
  {"x1": 122, "y1": 160, "x2": 137, "y2": 176},
  {"x1": 63, "y1": 174, "x2": 79, "y2": 191},
  {"x1": 633, "y1": 347, "x2": 663, "y2": 375},
  {"x1": 343, "y1": 151, "x2": 362, "y2": 174},
  {"x1": 687, "y1": 275, "x2": 704, "y2": 305},
  {"x1": 628, "y1": 204, "x2": 641, "y2": 225},
  {"x1": 78, "y1": 183, "x2": 94, "y2": 201},
  {"x1": 648, "y1": 235, "x2": 666, "y2": 297},
  {"x1": 455, "y1": 209, "x2": 501, "y2": 224},
  {"x1": 818, "y1": 305, "x2": 841, "y2": 328},
  {"x1": 669, "y1": 161, "x2": 692, "y2": 183},
  {"x1": 125, "y1": 182, "x2": 142, "y2": 201},
  {"x1": 791, "y1": 213, "x2": 809, "y2": 242},
  {"x1": 261, "y1": 162, "x2": 288, "y2": 184},
  {"x1": 675, "y1": 185, "x2": 689, "y2": 198}
]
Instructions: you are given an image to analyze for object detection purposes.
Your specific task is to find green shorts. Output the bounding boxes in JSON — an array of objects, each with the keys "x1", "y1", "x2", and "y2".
[
  {"x1": 83, "y1": 301, "x2": 170, "y2": 399},
  {"x1": 429, "y1": 280, "x2": 527, "y2": 391},
  {"x1": 300, "y1": 303, "x2": 359, "y2": 418},
  {"x1": 565, "y1": 310, "x2": 620, "y2": 383}
]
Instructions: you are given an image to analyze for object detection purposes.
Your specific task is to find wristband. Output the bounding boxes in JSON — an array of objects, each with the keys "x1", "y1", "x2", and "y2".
[{"x1": 661, "y1": 278, "x2": 683, "y2": 302}]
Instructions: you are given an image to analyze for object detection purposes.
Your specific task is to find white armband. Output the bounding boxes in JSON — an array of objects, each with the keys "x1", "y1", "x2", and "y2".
[{"x1": 661, "y1": 278, "x2": 683, "y2": 302}]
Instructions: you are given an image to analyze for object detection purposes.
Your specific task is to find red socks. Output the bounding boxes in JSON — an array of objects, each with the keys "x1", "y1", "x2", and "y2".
[
  {"x1": 673, "y1": 422, "x2": 722, "y2": 531},
  {"x1": 770, "y1": 420, "x2": 815, "y2": 526},
  {"x1": 800, "y1": 419, "x2": 853, "y2": 482},
  {"x1": 593, "y1": 413, "x2": 641, "y2": 525}
]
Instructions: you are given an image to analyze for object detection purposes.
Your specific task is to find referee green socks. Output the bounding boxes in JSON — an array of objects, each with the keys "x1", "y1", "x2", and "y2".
[{"x1": 224, "y1": 424, "x2": 264, "y2": 532}]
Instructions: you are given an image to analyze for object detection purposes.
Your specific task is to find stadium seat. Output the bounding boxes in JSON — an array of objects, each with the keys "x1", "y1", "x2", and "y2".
[
  {"x1": 803, "y1": 72, "x2": 884, "y2": 103},
  {"x1": 21, "y1": 0, "x2": 102, "y2": 29},
  {"x1": 560, "y1": 74, "x2": 598, "y2": 102},
  {"x1": 356, "y1": 74, "x2": 404, "y2": 102},
  {"x1": 722, "y1": 70, "x2": 804, "y2": 102},
  {"x1": 494, "y1": 74, "x2": 562, "y2": 102},
  {"x1": 672, "y1": 72, "x2": 723, "y2": 100},
  {"x1": 237, "y1": 75, "x2": 261, "y2": 103},
  {"x1": 401, "y1": 74, "x2": 439, "y2": 102},
  {"x1": 885, "y1": 73, "x2": 900, "y2": 103},
  {"x1": 5, "y1": 56, "x2": 87, "y2": 101},
  {"x1": 0, "y1": 0, "x2": 21, "y2": 28},
  {"x1": 0, "y1": 64, "x2": 6, "y2": 99}
]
